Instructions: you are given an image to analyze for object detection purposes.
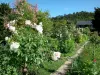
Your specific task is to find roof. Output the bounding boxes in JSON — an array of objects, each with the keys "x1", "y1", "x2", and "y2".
[{"x1": 76, "y1": 21, "x2": 92, "y2": 26}]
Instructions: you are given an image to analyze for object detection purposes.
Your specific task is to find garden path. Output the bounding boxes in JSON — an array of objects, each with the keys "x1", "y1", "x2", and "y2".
[{"x1": 50, "y1": 41, "x2": 89, "y2": 75}]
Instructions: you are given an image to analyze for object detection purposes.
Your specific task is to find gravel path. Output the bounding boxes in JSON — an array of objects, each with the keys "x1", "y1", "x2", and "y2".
[{"x1": 50, "y1": 41, "x2": 89, "y2": 75}]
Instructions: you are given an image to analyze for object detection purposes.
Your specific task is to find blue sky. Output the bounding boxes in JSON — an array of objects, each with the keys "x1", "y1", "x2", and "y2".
[{"x1": 0, "y1": 0, "x2": 100, "y2": 17}]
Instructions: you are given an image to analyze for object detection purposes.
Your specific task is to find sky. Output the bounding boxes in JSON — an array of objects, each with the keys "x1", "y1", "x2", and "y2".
[{"x1": 0, "y1": 0, "x2": 100, "y2": 17}]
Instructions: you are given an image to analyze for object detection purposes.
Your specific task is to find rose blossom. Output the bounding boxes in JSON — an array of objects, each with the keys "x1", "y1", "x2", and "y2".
[{"x1": 10, "y1": 42, "x2": 20, "y2": 52}]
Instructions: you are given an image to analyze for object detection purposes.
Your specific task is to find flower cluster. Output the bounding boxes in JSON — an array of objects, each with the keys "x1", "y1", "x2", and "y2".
[
  {"x1": 6, "y1": 20, "x2": 17, "y2": 34},
  {"x1": 5, "y1": 19, "x2": 43, "y2": 53},
  {"x1": 10, "y1": 42, "x2": 20, "y2": 52},
  {"x1": 5, "y1": 20, "x2": 20, "y2": 52},
  {"x1": 25, "y1": 20, "x2": 43, "y2": 34},
  {"x1": 25, "y1": 20, "x2": 32, "y2": 26}
]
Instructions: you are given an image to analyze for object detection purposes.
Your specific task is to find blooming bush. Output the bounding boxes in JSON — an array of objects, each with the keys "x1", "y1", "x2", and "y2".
[
  {"x1": 0, "y1": 25, "x2": 51, "y2": 74},
  {"x1": 0, "y1": 1, "x2": 52, "y2": 74}
]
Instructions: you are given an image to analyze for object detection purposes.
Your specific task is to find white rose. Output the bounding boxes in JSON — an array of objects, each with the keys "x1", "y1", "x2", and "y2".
[
  {"x1": 9, "y1": 20, "x2": 16, "y2": 25},
  {"x1": 52, "y1": 52, "x2": 61, "y2": 61},
  {"x1": 34, "y1": 23, "x2": 37, "y2": 25},
  {"x1": 9, "y1": 26, "x2": 16, "y2": 32},
  {"x1": 39, "y1": 22, "x2": 42, "y2": 25},
  {"x1": 25, "y1": 20, "x2": 31, "y2": 25},
  {"x1": 5, "y1": 37, "x2": 9, "y2": 41},
  {"x1": 35, "y1": 25, "x2": 43, "y2": 34},
  {"x1": 10, "y1": 42, "x2": 20, "y2": 52}
]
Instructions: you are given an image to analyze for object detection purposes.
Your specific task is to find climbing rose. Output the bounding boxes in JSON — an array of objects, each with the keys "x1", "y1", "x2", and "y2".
[{"x1": 10, "y1": 42, "x2": 20, "y2": 52}]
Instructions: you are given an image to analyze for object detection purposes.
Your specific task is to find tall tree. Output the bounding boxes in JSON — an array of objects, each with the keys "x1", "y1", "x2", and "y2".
[
  {"x1": 92, "y1": 8, "x2": 100, "y2": 34},
  {"x1": 0, "y1": 3, "x2": 11, "y2": 41},
  {"x1": 0, "y1": 3, "x2": 11, "y2": 17}
]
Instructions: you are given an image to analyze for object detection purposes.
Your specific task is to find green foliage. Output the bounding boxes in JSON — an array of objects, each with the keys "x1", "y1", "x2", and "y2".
[
  {"x1": 0, "y1": 45, "x2": 18, "y2": 74},
  {"x1": 90, "y1": 32, "x2": 100, "y2": 44},
  {"x1": 68, "y1": 57, "x2": 95, "y2": 75},
  {"x1": 74, "y1": 30, "x2": 83, "y2": 43},
  {"x1": 0, "y1": 3, "x2": 11, "y2": 41},
  {"x1": 0, "y1": 26, "x2": 51, "y2": 74},
  {"x1": 74, "y1": 29, "x2": 88, "y2": 43},
  {"x1": 82, "y1": 27, "x2": 90, "y2": 35},
  {"x1": 92, "y1": 7, "x2": 100, "y2": 32},
  {"x1": 52, "y1": 11, "x2": 94, "y2": 24},
  {"x1": 0, "y1": 1, "x2": 90, "y2": 75},
  {"x1": 38, "y1": 58, "x2": 66, "y2": 75},
  {"x1": 64, "y1": 39, "x2": 75, "y2": 53},
  {"x1": 37, "y1": 11, "x2": 53, "y2": 36},
  {"x1": 51, "y1": 19, "x2": 68, "y2": 39},
  {"x1": 47, "y1": 38, "x2": 59, "y2": 51},
  {"x1": 0, "y1": 3, "x2": 11, "y2": 16},
  {"x1": 16, "y1": 0, "x2": 34, "y2": 20},
  {"x1": 68, "y1": 35, "x2": 100, "y2": 75},
  {"x1": 17, "y1": 17, "x2": 25, "y2": 26}
]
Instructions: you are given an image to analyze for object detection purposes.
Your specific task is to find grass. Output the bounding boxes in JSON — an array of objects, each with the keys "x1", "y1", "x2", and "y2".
[
  {"x1": 81, "y1": 43, "x2": 100, "y2": 66},
  {"x1": 67, "y1": 42, "x2": 100, "y2": 75},
  {"x1": 38, "y1": 58, "x2": 66, "y2": 75},
  {"x1": 37, "y1": 41, "x2": 88, "y2": 75}
]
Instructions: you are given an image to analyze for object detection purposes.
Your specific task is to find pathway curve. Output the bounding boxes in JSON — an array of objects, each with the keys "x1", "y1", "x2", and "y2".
[{"x1": 50, "y1": 41, "x2": 89, "y2": 75}]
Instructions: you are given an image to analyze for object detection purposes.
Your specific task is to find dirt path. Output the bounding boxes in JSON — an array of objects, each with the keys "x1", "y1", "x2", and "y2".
[{"x1": 50, "y1": 41, "x2": 89, "y2": 75}]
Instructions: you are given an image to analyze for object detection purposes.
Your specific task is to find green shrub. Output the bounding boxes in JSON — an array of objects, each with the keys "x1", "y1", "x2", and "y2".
[
  {"x1": 17, "y1": 17, "x2": 25, "y2": 26},
  {"x1": 90, "y1": 32, "x2": 100, "y2": 44},
  {"x1": 74, "y1": 33, "x2": 82, "y2": 43},
  {"x1": 47, "y1": 38, "x2": 59, "y2": 51},
  {"x1": 0, "y1": 26, "x2": 51, "y2": 74},
  {"x1": 65, "y1": 39, "x2": 75, "y2": 53},
  {"x1": 68, "y1": 43, "x2": 100, "y2": 75}
]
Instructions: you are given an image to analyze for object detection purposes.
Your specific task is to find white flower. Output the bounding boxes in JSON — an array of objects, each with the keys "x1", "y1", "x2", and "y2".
[
  {"x1": 5, "y1": 37, "x2": 9, "y2": 41},
  {"x1": 34, "y1": 23, "x2": 37, "y2": 25},
  {"x1": 25, "y1": 20, "x2": 32, "y2": 25},
  {"x1": 6, "y1": 23, "x2": 10, "y2": 28},
  {"x1": 9, "y1": 20, "x2": 16, "y2": 25},
  {"x1": 52, "y1": 52, "x2": 61, "y2": 61},
  {"x1": 35, "y1": 25, "x2": 43, "y2": 34},
  {"x1": 31, "y1": 22, "x2": 43, "y2": 34},
  {"x1": 10, "y1": 42, "x2": 20, "y2": 52},
  {"x1": 9, "y1": 26, "x2": 16, "y2": 32},
  {"x1": 39, "y1": 22, "x2": 42, "y2": 25}
]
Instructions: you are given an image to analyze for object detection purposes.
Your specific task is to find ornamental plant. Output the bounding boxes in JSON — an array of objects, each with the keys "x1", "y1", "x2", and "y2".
[
  {"x1": 0, "y1": 0, "x2": 52, "y2": 75},
  {"x1": 0, "y1": 23, "x2": 50, "y2": 75}
]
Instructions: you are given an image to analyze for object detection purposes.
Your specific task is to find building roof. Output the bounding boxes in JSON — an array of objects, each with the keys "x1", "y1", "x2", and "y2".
[{"x1": 76, "y1": 21, "x2": 92, "y2": 26}]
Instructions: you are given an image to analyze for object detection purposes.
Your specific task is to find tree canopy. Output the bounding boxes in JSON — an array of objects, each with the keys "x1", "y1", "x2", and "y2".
[
  {"x1": 92, "y1": 8, "x2": 100, "y2": 33},
  {"x1": 52, "y1": 11, "x2": 94, "y2": 24}
]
